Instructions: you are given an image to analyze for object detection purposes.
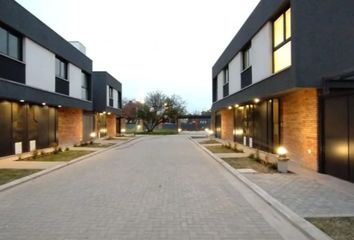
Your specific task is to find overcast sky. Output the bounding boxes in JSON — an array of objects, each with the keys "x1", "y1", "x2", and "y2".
[{"x1": 16, "y1": 0, "x2": 260, "y2": 113}]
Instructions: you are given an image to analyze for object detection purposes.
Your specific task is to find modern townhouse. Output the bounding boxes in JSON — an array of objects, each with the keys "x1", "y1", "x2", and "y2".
[
  {"x1": 92, "y1": 71, "x2": 122, "y2": 138},
  {"x1": 0, "y1": 0, "x2": 122, "y2": 157},
  {"x1": 211, "y1": 0, "x2": 354, "y2": 182}
]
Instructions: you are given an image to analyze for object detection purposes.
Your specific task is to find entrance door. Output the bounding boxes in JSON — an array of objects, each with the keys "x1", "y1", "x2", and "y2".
[{"x1": 322, "y1": 94, "x2": 354, "y2": 182}]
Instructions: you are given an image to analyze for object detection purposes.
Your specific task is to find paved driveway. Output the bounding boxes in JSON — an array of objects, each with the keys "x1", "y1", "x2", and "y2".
[{"x1": 0, "y1": 136, "x2": 309, "y2": 240}]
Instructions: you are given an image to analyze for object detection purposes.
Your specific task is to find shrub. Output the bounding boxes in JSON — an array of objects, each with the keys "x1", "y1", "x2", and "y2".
[{"x1": 32, "y1": 150, "x2": 39, "y2": 159}]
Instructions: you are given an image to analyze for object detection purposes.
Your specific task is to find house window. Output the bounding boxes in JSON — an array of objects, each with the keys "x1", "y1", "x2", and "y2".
[
  {"x1": 273, "y1": 8, "x2": 292, "y2": 73},
  {"x1": 223, "y1": 67, "x2": 229, "y2": 85},
  {"x1": 242, "y1": 44, "x2": 251, "y2": 70},
  {"x1": 55, "y1": 57, "x2": 68, "y2": 80},
  {"x1": 0, "y1": 26, "x2": 22, "y2": 61},
  {"x1": 118, "y1": 91, "x2": 122, "y2": 109},
  {"x1": 81, "y1": 72, "x2": 90, "y2": 100},
  {"x1": 108, "y1": 86, "x2": 114, "y2": 107}
]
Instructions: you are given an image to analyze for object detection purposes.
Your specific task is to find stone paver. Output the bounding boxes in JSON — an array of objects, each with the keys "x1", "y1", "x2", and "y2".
[
  {"x1": 244, "y1": 172, "x2": 354, "y2": 217},
  {"x1": 0, "y1": 135, "x2": 309, "y2": 240}
]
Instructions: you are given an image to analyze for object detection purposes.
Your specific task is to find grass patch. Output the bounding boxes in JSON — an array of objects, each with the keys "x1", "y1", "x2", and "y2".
[
  {"x1": 0, "y1": 169, "x2": 42, "y2": 185},
  {"x1": 75, "y1": 143, "x2": 114, "y2": 148},
  {"x1": 200, "y1": 140, "x2": 220, "y2": 144},
  {"x1": 18, "y1": 150, "x2": 93, "y2": 162},
  {"x1": 206, "y1": 145, "x2": 241, "y2": 154},
  {"x1": 222, "y1": 157, "x2": 277, "y2": 173},
  {"x1": 306, "y1": 217, "x2": 354, "y2": 240}
]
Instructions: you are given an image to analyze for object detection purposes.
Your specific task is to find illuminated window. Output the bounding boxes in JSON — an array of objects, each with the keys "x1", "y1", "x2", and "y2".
[{"x1": 273, "y1": 8, "x2": 291, "y2": 73}]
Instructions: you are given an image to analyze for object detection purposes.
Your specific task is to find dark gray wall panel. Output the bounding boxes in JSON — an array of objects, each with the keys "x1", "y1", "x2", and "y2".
[
  {"x1": 0, "y1": 78, "x2": 92, "y2": 110},
  {"x1": 0, "y1": 101, "x2": 12, "y2": 156},
  {"x1": 0, "y1": 54, "x2": 25, "y2": 84},
  {"x1": 292, "y1": 0, "x2": 354, "y2": 87}
]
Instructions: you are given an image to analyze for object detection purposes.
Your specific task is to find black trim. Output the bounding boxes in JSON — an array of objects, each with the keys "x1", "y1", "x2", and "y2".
[
  {"x1": 241, "y1": 67, "x2": 252, "y2": 89},
  {"x1": 0, "y1": 54, "x2": 25, "y2": 84},
  {"x1": 212, "y1": 68, "x2": 293, "y2": 111},
  {"x1": 55, "y1": 77, "x2": 69, "y2": 95},
  {"x1": 0, "y1": 78, "x2": 92, "y2": 110}
]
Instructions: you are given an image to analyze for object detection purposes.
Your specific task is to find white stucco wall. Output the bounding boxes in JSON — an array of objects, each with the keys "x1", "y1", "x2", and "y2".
[
  {"x1": 68, "y1": 64, "x2": 82, "y2": 99},
  {"x1": 217, "y1": 71, "x2": 224, "y2": 101},
  {"x1": 24, "y1": 38, "x2": 55, "y2": 92},
  {"x1": 228, "y1": 53, "x2": 242, "y2": 94},
  {"x1": 250, "y1": 22, "x2": 273, "y2": 83}
]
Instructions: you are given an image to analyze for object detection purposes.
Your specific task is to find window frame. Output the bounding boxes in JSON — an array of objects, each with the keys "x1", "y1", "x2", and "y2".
[
  {"x1": 55, "y1": 57, "x2": 68, "y2": 80},
  {"x1": 81, "y1": 72, "x2": 90, "y2": 101},
  {"x1": 223, "y1": 67, "x2": 229, "y2": 85},
  {"x1": 109, "y1": 86, "x2": 114, "y2": 99},
  {"x1": 273, "y1": 8, "x2": 292, "y2": 73},
  {"x1": 0, "y1": 26, "x2": 22, "y2": 61},
  {"x1": 242, "y1": 43, "x2": 251, "y2": 71}
]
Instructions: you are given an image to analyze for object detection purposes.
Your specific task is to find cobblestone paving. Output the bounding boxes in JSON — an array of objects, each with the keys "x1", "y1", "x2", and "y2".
[
  {"x1": 244, "y1": 173, "x2": 354, "y2": 217},
  {"x1": 0, "y1": 136, "x2": 301, "y2": 240}
]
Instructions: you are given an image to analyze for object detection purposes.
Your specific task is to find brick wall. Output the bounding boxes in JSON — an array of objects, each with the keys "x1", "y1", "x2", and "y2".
[
  {"x1": 281, "y1": 89, "x2": 318, "y2": 171},
  {"x1": 220, "y1": 109, "x2": 234, "y2": 142},
  {"x1": 58, "y1": 108, "x2": 83, "y2": 146},
  {"x1": 106, "y1": 113, "x2": 116, "y2": 137}
]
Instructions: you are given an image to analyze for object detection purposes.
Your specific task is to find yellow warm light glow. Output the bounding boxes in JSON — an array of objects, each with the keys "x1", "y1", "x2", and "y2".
[
  {"x1": 121, "y1": 128, "x2": 126, "y2": 133},
  {"x1": 235, "y1": 129, "x2": 243, "y2": 136},
  {"x1": 178, "y1": 128, "x2": 182, "y2": 133},
  {"x1": 90, "y1": 132, "x2": 97, "y2": 138},
  {"x1": 277, "y1": 146, "x2": 288, "y2": 156},
  {"x1": 273, "y1": 14, "x2": 284, "y2": 47},
  {"x1": 238, "y1": 106, "x2": 244, "y2": 110},
  {"x1": 274, "y1": 41, "x2": 292, "y2": 73},
  {"x1": 228, "y1": 106, "x2": 232, "y2": 110},
  {"x1": 107, "y1": 112, "x2": 111, "y2": 115},
  {"x1": 254, "y1": 98, "x2": 260, "y2": 103},
  {"x1": 285, "y1": 8, "x2": 292, "y2": 39},
  {"x1": 234, "y1": 104, "x2": 239, "y2": 108}
]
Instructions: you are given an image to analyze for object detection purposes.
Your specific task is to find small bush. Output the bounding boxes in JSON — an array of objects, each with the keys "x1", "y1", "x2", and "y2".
[
  {"x1": 65, "y1": 147, "x2": 70, "y2": 151},
  {"x1": 32, "y1": 150, "x2": 39, "y2": 159}
]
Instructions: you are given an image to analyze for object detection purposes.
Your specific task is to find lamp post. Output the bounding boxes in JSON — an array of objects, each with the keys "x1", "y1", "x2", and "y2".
[{"x1": 276, "y1": 146, "x2": 289, "y2": 173}]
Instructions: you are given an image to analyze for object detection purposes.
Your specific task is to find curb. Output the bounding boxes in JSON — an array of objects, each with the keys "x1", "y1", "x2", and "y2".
[
  {"x1": 190, "y1": 137, "x2": 332, "y2": 240},
  {"x1": 0, "y1": 137, "x2": 140, "y2": 193}
]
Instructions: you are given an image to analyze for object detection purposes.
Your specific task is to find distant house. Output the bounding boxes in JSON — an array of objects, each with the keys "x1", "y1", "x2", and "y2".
[
  {"x1": 211, "y1": 0, "x2": 354, "y2": 182},
  {"x1": 0, "y1": 0, "x2": 122, "y2": 157}
]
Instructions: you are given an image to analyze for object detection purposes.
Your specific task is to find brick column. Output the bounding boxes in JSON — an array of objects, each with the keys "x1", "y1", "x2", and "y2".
[
  {"x1": 106, "y1": 113, "x2": 116, "y2": 137},
  {"x1": 221, "y1": 109, "x2": 234, "y2": 142},
  {"x1": 58, "y1": 108, "x2": 83, "y2": 146},
  {"x1": 281, "y1": 89, "x2": 318, "y2": 170}
]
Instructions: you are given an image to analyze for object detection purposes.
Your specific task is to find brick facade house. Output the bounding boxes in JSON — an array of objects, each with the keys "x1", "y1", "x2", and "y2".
[{"x1": 211, "y1": 0, "x2": 354, "y2": 182}]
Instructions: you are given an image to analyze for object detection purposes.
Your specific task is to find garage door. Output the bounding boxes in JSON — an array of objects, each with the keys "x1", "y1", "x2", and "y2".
[{"x1": 323, "y1": 94, "x2": 354, "y2": 182}]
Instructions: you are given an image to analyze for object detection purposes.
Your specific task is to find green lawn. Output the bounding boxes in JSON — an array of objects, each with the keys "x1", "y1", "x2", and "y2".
[
  {"x1": 0, "y1": 169, "x2": 42, "y2": 185},
  {"x1": 222, "y1": 157, "x2": 277, "y2": 173},
  {"x1": 76, "y1": 143, "x2": 115, "y2": 148},
  {"x1": 19, "y1": 150, "x2": 93, "y2": 162},
  {"x1": 206, "y1": 145, "x2": 240, "y2": 154},
  {"x1": 199, "y1": 140, "x2": 220, "y2": 144},
  {"x1": 306, "y1": 217, "x2": 354, "y2": 240}
]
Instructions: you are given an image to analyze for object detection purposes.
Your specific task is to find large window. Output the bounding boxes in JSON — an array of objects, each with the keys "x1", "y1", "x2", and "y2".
[
  {"x1": 108, "y1": 86, "x2": 114, "y2": 107},
  {"x1": 242, "y1": 44, "x2": 251, "y2": 70},
  {"x1": 223, "y1": 68, "x2": 229, "y2": 97},
  {"x1": 0, "y1": 26, "x2": 22, "y2": 61},
  {"x1": 273, "y1": 8, "x2": 291, "y2": 73},
  {"x1": 55, "y1": 57, "x2": 68, "y2": 80},
  {"x1": 81, "y1": 72, "x2": 90, "y2": 100}
]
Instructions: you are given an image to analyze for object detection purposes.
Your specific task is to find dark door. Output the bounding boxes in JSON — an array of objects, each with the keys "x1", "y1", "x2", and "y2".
[{"x1": 322, "y1": 94, "x2": 354, "y2": 182}]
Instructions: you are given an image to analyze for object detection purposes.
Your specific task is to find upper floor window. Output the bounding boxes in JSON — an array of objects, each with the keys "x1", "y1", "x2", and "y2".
[
  {"x1": 242, "y1": 44, "x2": 251, "y2": 70},
  {"x1": 118, "y1": 91, "x2": 122, "y2": 109},
  {"x1": 81, "y1": 72, "x2": 90, "y2": 101},
  {"x1": 223, "y1": 67, "x2": 229, "y2": 85},
  {"x1": 0, "y1": 26, "x2": 22, "y2": 61},
  {"x1": 55, "y1": 57, "x2": 68, "y2": 80},
  {"x1": 108, "y1": 86, "x2": 114, "y2": 107},
  {"x1": 273, "y1": 8, "x2": 292, "y2": 73}
]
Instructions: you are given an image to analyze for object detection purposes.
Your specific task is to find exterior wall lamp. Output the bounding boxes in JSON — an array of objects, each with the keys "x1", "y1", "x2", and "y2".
[{"x1": 276, "y1": 146, "x2": 289, "y2": 173}]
